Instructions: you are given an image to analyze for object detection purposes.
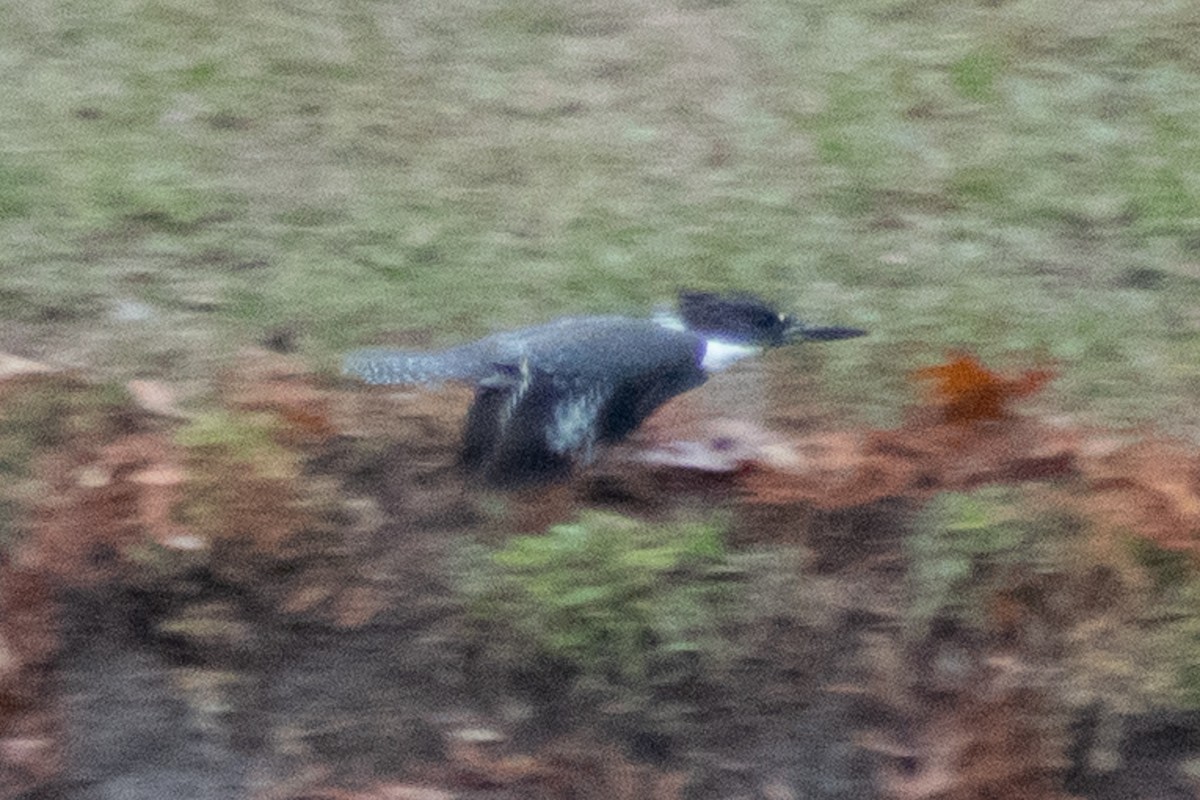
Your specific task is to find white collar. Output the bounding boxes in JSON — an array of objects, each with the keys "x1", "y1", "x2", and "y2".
[{"x1": 701, "y1": 338, "x2": 762, "y2": 371}]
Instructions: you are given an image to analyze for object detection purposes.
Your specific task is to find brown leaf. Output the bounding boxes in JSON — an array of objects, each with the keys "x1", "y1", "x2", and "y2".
[
  {"x1": 126, "y1": 379, "x2": 188, "y2": 418},
  {"x1": 1078, "y1": 439, "x2": 1200, "y2": 555},
  {"x1": 371, "y1": 787, "x2": 455, "y2": 800},
  {"x1": 914, "y1": 352, "x2": 1054, "y2": 424},
  {"x1": 741, "y1": 431, "x2": 917, "y2": 510},
  {"x1": 23, "y1": 431, "x2": 193, "y2": 583},
  {"x1": 0, "y1": 570, "x2": 57, "y2": 672},
  {"x1": 222, "y1": 348, "x2": 337, "y2": 444},
  {"x1": 869, "y1": 672, "x2": 1075, "y2": 800},
  {"x1": 281, "y1": 584, "x2": 335, "y2": 615},
  {"x1": 870, "y1": 418, "x2": 1078, "y2": 492},
  {"x1": 331, "y1": 585, "x2": 389, "y2": 629},
  {"x1": 0, "y1": 353, "x2": 55, "y2": 383}
]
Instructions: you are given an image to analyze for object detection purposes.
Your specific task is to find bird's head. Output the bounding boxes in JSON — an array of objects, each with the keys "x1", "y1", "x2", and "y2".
[{"x1": 675, "y1": 291, "x2": 867, "y2": 347}]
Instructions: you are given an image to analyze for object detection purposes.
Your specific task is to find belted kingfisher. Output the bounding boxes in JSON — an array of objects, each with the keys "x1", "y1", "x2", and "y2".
[{"x1": 344, "y1": 292, "x2": 865, "y2": 487}]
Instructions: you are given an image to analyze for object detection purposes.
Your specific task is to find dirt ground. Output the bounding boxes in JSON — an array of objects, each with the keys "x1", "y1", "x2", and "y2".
[{"x1": 3, "y1": 350, "x2": 1200, "y2": 800}]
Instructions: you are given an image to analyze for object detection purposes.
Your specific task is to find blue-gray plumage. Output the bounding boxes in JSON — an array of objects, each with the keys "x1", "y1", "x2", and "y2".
[{"x1": 343, "y1": 292, "x2": 865, "y2": 487}]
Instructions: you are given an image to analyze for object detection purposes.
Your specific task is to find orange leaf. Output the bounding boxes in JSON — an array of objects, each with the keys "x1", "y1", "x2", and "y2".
[{"x1": 914, "y1": 352, "x2": 1053, "y2": 424}]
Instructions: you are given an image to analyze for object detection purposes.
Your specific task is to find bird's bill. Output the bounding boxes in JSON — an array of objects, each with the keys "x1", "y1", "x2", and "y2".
[{"x1": 783, "y1": 322, "x2": 868, "y2": 342}]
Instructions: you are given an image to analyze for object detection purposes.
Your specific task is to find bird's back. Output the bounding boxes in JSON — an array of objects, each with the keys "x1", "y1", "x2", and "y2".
[
  {"x1": 344, "y1": 315, "x2": 704, "y2": 387},
  {"x1": 487, "y1": 316, "x2": 703, "y2": 380}
]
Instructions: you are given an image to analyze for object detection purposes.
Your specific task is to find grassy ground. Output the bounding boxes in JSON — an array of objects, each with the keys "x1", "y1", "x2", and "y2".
[{"x1": 1, "y1": 0, "x2": 1199, "y2": 431}]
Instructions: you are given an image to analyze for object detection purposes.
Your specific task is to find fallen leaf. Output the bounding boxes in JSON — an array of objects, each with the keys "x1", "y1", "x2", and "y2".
[
  {"x1": 126, "y1": 379, "x2": 189, "y2": 418},
  {"x1": 0, "y1": 353, "x2": 55, "y2": 383},
  {"x1": 914, "y1": 352, "x2": 1054, "y2": 424}
]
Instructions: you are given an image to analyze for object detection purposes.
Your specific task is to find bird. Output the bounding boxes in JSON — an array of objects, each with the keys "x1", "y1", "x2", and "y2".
[{"x1": 343, "y1": 291, "x2": 866, "y2": 488}]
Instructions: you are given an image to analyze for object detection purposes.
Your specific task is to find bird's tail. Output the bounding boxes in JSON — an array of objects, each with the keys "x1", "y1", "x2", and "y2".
[{"x1": 342, "y1": 346, "x2": 485, "y2": 385}]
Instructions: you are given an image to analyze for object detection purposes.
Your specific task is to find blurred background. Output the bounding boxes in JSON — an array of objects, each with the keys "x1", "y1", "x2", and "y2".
[
  {"x1": 3, "y1": 0, "x2": 1199, "y2": 429},
  {"x1": 3, "y1": 1, "x2": 1200, "y2": 798}
]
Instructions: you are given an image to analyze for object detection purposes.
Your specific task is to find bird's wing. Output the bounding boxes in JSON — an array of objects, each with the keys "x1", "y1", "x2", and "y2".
[
  {"x1": 462, "y1": 358, "x2": 596, "y2": 488},
  {"x1": 596, "y1": 360, "x2": 707, "y2": 443},
  {"x1": 463, "y1": 355, "x2": 708, "y2": 489}
]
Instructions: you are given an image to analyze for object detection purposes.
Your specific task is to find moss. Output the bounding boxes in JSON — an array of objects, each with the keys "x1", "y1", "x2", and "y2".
[
  {"x1": 905, "y1": 488, "x2": 1070, "y2": 635},
  {"x1": 175, "y1": 410, "x2": 307, "y2": 551},
  {"x1": 459, "y1": 513, "x2": 740, "y2": 693},
  {"x1": 950, "y1": 50, "x2": 1005, "y2": 102}
]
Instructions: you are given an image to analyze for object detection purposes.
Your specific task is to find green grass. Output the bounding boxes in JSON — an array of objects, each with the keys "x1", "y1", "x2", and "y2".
[
  {"x1": 1, "y1": 0, "x2": 1200, "y2": 431},
  {"x1": 459, "y1": 512, "x2": 738, "y2": 691}
]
